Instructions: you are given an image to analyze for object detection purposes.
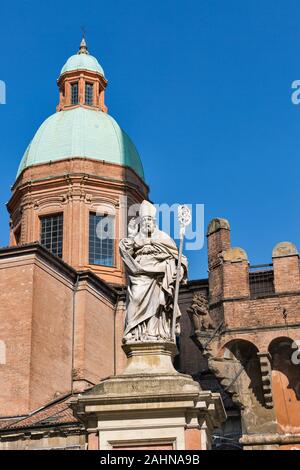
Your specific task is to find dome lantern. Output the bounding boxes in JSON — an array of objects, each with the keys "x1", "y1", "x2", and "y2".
[{"x1": 57, "y1": 38, "x2": 108, "y2": 113}]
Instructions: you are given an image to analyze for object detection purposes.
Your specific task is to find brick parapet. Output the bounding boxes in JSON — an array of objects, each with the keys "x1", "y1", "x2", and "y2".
[{"x1": 272, "y1": 242, "x2": 300, "y2": 294}]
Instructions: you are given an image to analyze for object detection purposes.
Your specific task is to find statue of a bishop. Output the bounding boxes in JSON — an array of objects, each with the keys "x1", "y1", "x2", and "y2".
[{"x1": 119, "y1": 200, "x2": 187, "y2": 343}]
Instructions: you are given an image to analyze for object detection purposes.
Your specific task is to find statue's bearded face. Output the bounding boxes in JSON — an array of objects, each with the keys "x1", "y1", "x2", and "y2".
[{"x1": 141, "y1": 216, "x2": 155, "y2": 236}]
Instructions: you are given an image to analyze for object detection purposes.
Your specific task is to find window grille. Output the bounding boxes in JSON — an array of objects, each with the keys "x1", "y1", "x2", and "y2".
[
  {"x1": 85, "y1": 82, "x2": 93, "y2": 105},
  {"x1": 89, "y1": 213, "x2": 114, "y2": 267},
  {"x1": 71, "y1": 82, "x2": 78, "y2": 105},
  {"x1": 249, "y1": 264, "x2": 275, "y2": 298},
  {"x1": 40, "y1": 213, "x2": 63, "y2": 258}
]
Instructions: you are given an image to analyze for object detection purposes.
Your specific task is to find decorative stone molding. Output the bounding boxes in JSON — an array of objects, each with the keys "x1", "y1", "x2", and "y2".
[
  {"x1": 272, "y1": 242, "x2": 298, "y2": 258},
  {"x1": 222, "y1": 247, "x2": 248, "y2": 263},
  {"x1": 90, "y1": 200, "x2": 117, "y2": 215},
  {"x1": 34, "y1": 196, "x2": 67, "y2": 211},
  {"x1": 240, "y1": 432, "x2": 300, "y2": 449},
  {"x1": 207, "y1": 218, "x2": 230, "y2": 236}
]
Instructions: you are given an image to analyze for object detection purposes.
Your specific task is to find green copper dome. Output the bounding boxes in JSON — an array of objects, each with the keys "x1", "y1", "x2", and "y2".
[
  {"x1": 60, "y1": 53, "x2": 105, "y2": 77},
  {"x1": 17, "y1": 108, "x2": 144, "y2": 180}
]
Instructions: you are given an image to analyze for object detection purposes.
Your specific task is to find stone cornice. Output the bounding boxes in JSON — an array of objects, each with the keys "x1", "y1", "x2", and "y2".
[
  {"x1": 77, "y1": 270, "x2": 118, "y2": 304},
  {"x1": 8, "y1": 169, "x2": 148, "y2": 214},
  {"x1": 0, "y1": 243, "x2": 77, "y2": 280},
  {"x1": 0, "y1": 243, "x2": 118, "y2": 304},
  {"x1": 209, "y1": 290, "x2": 300, "y2": 310},
  {"x1": 220, "y1": 323, "x2": 300, "y2": 335},
  {"x1": 12, "y1": 158, "x2": 149, "y2": 194},
  {"x1": 240, "y1": 432, "x2": 300, "y2": 446}
]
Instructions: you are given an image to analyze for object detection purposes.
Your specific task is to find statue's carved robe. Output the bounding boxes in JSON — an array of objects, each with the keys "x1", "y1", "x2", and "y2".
[{"x1": 119, "y1": 229, "x2": 187, "y2": 340}]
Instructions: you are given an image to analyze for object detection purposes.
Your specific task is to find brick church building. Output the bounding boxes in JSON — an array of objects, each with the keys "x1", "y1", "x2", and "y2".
[{"x1": 0, "y1": 40, "x2": 299, "y2": 450}]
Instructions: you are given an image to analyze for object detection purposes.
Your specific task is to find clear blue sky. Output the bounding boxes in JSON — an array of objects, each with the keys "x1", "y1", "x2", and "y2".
[{"x1": 1, "y1": 0, "x2": 300, "y2": 279}]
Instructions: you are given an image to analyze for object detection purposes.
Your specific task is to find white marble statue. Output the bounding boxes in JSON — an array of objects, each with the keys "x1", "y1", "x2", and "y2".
[{"x1": 119, "y1": 200, "x2": 188, "y2": 343}]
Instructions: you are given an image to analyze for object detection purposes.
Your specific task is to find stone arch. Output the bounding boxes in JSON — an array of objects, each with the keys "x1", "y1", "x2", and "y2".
[
  {"x1": 223, "y1": 338, "x2": 259, "y2": 359},
  {"x1": 222, "y1": 339, "x2": 265, "y2": 408},
  {"x1": 268, "y1": 337, "x2": 300, "y2": 432},
  {"x1": 269, "y1": 336, "x2": 300, "y2": 403},
  {"x1": 207, "y1": 338, "x2": 276, "y2": 435}
]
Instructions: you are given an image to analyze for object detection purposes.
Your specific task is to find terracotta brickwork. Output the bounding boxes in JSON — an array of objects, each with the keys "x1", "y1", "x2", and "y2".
[
  {"x1": 272, "y1": 242, "x2": 300, "y2": 293},
  {"x1": 87, "y1": 432, "x2": 99, "y2": 450},
  {"x1": 182, "y1": 217, "x2": 300, "y2": 450},
  {"x1": 184, "y1": 427, "x2": 202, "y2": 450},
  {"x1": 0, "y1": 245, "x2": 117, "y2": 417},
  {"x1": 8, "y1": 158, "x2": 148, "y2": 285},
  {"x1": 72, "y1": 272, "x2": 117, "y2": 390},
  {"x1": 0, "y1": 257, "x2": 35, "y2": 416}
]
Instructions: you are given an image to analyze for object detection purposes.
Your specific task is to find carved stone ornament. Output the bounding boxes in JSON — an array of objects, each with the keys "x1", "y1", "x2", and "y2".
[{"x1": 187, "y1": 293, "x2": 214, "y2": 335}]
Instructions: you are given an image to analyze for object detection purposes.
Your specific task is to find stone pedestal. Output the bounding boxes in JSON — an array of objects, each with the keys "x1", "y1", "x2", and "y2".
[
  {"x1": 122, "y1": 341, "x2": 178, "y2": 375},
  {"x1": 71, "y1": 342, "x2": 226, "y2": 450}
]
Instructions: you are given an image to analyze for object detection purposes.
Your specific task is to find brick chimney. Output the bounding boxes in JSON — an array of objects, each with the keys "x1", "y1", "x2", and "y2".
[{"x1": 207, "y1": 218, "x2": 231, "y2": 305}]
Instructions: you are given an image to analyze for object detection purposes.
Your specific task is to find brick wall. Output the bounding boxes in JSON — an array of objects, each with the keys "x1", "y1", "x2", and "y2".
[
  {"x1": 203, "y1": 218, "x2": 300, "y2": 444},
  {"x1": 0, "y1": 245, "x2": 118, "y2": 417}
]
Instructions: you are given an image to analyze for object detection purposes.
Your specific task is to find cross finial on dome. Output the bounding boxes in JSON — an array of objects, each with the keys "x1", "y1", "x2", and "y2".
[{"x1": 78, "y1": 36, "x2": 89, "y2": 55}]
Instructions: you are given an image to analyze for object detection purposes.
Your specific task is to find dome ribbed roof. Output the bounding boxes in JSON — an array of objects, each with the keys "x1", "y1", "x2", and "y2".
[
  {"x1": 17, "y1": 108, "x2": 144, "y2": 180},
  {"x1": 60, "y1": 53, "x2": 105, "y2": 77},
  {"x1": 60, "y1": 38, "x2": 105, "y2": 77}
]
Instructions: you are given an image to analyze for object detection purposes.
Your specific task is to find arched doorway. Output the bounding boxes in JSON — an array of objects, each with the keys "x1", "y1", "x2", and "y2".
[
  {"x1": 221, "y1": 339, "x2": 276, "y2": 435},
  {"x1": 269, "y1": 337, "x2": 300, "y2": 433}
]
